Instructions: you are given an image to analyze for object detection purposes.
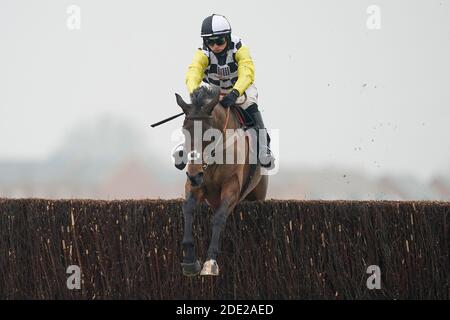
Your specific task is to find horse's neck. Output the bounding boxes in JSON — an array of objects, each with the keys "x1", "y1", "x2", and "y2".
[{"x1": 212, "y1": 105, "x2": 239, "y2": 131}]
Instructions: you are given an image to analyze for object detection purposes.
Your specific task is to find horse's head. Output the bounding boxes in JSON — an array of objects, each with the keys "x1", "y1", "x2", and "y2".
[
  {"x1": 175, "y1": 86, "x2": 221, "y2": 182},
  {"x1": 176, "y1": 86, "x2": 220, "y2": 120}
]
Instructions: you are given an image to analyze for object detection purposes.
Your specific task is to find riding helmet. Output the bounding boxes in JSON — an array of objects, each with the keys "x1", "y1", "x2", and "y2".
[
  {"x1": 201, "y1": 14, "x2": 232, "y2": 37},
  {"x1": 201, "y1": 14, "x2": 232, "y2": 51}
]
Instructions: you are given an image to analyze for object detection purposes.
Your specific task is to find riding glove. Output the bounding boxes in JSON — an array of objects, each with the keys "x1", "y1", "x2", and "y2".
[{"x1": 220, "y1": 89, "x2": 240, "y2": 108}]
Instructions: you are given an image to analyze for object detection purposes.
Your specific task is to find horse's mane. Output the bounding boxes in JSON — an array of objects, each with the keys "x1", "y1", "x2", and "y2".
[{"x1": 191, "y1": 86, "x2": 220, "y2": 108}]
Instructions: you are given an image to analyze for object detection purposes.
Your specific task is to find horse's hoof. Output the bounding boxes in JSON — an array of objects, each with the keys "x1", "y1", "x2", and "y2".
[
  {"x1": 200, "y1": 259, "x2": 219, "y2": 276},
  {"x1": 181, "y1": 260, "x2": 201, "y2": 277}
]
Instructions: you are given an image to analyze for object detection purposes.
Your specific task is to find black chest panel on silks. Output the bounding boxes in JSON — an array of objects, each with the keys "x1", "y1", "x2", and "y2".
[{"x1": 202, "y1": 35, "x2": 243, "y2": 91}]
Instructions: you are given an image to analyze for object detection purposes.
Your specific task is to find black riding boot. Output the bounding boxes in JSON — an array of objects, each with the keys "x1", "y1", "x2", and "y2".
[{"x1": 247, "y1": 105, "x2": 275, "y2": 169}]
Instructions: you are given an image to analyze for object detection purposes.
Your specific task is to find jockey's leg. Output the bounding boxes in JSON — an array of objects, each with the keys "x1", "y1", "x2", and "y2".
[
  {"x1": 246, "y1": 103, "x2": 275, "y2": 169},
  {"x1": 239, "y1": 84, "x2": 275, "y2": 169}
]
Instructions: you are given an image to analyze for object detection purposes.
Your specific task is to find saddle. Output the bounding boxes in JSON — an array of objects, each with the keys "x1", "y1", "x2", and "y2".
[{"x1": 231, "y1": 105, "x2": 255, "y2": 129}]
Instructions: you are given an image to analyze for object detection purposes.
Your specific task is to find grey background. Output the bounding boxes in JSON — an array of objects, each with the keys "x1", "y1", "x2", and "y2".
[{"x1": 1, "y1": 0, "x2": 449, "y2": 199}]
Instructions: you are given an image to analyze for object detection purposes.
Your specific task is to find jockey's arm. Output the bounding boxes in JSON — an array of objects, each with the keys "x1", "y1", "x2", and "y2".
[
  {"x1": 185, "y1": 50, "x2": 208, "y2": 94},
  {"x1": 233, "y1": 46, "x2": 255, "y2": 96}
]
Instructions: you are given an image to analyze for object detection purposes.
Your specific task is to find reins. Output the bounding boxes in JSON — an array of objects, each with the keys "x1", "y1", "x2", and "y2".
[
  {"x1": 219, "y1": 91, "x2": 247, "y2": 132},
  {"x1": 201, "y1": 92, "x2": 247, "y2": 170}
]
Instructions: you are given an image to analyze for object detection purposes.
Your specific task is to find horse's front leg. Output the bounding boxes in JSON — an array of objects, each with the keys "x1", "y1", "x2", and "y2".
[
  {"x1": 181, "y1": 191, "x2": 201, "y2": 276},
  {"x1": 201, "y1": 176, "x2": 240, "y2": 276}
]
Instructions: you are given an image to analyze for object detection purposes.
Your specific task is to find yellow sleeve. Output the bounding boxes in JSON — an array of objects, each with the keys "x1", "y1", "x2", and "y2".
[
  {"x1": 233, "y1": 46, "x2": 255, "y2": 96},
  {"x1": 185, "y1": 49, "x2": 208, "y2": 94}
]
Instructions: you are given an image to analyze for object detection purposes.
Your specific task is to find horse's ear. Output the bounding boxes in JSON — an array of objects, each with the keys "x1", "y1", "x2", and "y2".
[
  {"x1": 202, "y1": 93, "x2": 220, "y2": 114},
  {"x1": 175, "y1": 93, "x2": 191, "y2": 115}
]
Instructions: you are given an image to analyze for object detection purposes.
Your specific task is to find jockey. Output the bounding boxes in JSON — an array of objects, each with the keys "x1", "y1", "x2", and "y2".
[{"x1": 174, "y1": 14, "x2": 275, "y2": 170}]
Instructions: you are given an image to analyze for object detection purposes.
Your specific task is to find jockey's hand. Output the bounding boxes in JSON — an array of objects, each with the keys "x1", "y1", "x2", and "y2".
[{"x1": 220, "y1": 89, "x2": 240, "y2": 108}]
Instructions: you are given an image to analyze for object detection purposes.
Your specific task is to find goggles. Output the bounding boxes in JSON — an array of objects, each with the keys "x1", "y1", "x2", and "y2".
[{"x1": 206, "y1": 36, "x2": 226, "y2": 46}]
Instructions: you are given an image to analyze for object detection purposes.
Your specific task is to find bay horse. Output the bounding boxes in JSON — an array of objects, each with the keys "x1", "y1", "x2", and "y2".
[{"x1": 174, "y1": 85, "x2": 268, "y2": 276}]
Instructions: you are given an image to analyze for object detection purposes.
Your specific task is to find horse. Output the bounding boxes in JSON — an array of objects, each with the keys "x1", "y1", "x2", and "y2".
[{"x1": 174, "y1": 85, "x2": 268, "y2": 276}]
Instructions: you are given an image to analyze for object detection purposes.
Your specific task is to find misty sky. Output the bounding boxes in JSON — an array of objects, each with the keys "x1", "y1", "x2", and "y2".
[{"x1": 1, "y1": 0, "x2": 449, "y2": 181}]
